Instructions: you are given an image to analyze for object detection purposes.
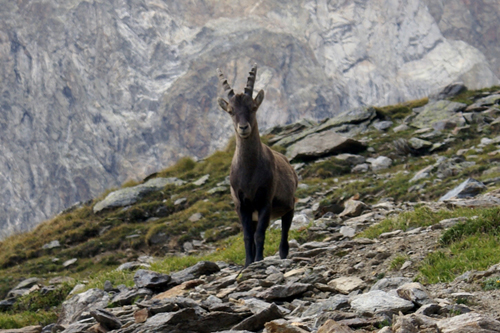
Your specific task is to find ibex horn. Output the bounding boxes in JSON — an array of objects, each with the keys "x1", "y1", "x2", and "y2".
[
  {"x1": 244, "y1": 64, "x2": 257, "y2": 97},
  {"x1": 217, "y1": 68, "x2": 234, "y2": 99}
]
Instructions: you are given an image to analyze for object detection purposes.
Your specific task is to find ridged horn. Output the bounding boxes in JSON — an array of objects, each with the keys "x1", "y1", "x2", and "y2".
[
  {"x1": 244, "y1": 64, "x2": 257, "y2": 97},
  {"x1": 217, "y1": 68, "x2": 234, "y2": 99}
]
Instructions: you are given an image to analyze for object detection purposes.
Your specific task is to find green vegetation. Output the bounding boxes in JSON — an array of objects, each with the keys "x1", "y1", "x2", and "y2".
[
  {"x1": 390, "y1": 254, "x2": 410, "y2": 271},
  {"x1": 483, "y1": 276, "x2": 500, "y2": 291},
  {"x1": 375, "y1": 97, "x2": 429, "y2": 120}
]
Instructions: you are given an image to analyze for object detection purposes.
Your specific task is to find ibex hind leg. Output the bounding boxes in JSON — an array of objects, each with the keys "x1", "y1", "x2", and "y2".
[{"x1": 279, "y1": 209, "x2": 294, "y2": 259}]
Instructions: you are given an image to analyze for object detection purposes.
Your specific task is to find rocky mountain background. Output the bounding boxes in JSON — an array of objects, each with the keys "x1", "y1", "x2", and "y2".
[{"x1": 1, "y1": 0, "x2": 499, "y2": 235}]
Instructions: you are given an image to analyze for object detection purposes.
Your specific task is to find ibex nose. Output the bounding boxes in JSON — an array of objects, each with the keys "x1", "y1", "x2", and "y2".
[{"x1": 239, "y1": 124, "x2": 249, "y2": 131}]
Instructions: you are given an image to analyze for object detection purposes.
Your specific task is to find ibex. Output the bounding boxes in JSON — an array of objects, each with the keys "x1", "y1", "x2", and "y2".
[{"x1": 217, "y1": 64, "x2": 298, "y2": 267}]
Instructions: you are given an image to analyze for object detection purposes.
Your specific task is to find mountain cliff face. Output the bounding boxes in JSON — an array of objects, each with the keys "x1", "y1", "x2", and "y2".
[
  {"x1": 423, "y1": 0, "x2": 500, "y2": 77},
  {"x1": 0, "y1": 0, "x2": 499, "y2": 235}
]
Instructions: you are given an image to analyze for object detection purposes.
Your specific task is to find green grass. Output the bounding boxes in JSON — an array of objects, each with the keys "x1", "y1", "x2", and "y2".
[
  {"x1": 375, "y1": 97, "x2": 429, "y2": 119},
  {"x1": 418, "y1": 234, "x2": 500, "y2": 284},
  {"x1": 390, "y1": 255, "x2": 410, "y2": 270},
  {"x1": 358, "y1": 206, "x2": 486, "y2": 239},
  {"x1": 0, "y1": 311, "x2": 58, "y2": 329},
  {"x1": 483, "y1": 276, "x2": 500, "y2": 291}
]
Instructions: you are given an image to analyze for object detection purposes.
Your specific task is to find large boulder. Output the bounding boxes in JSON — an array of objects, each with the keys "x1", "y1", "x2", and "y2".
[
  {"x1": 410, "y1": 100, "x2": 467, "y2": 129},
  {"x1": 349, "y1": 290, "x2": 414, "y2": 316},
  {"x1": 439, "y1": 178, "x2": 487, "y2": 201},
  {"x1": 93, "y1": 178, "x2": 184, "y2": 213},
  {"x1": 58, "y1": 288, "x2": 110, "y2": 326},
  {"x1": 286, "y1": 130, "x2": 365, "y2": 161}
]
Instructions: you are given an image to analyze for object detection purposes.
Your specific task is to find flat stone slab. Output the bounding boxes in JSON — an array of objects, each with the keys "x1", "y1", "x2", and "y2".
[
  {"x1": 286, "y1": 129, "x2": 365, "y2": 161},
  {"x1": 328, "y1": 277, "x2": 364, "y2": 294},
  {"x1": 349, "y1": 290, "x2": 414, "y2": 316},
  {"x1": 93, "y1": 177, "x2": 185, "y2": 212},
  {"x1": 411, "y1": 100, "x2": 467, "y2": 129},
  {"x1": 436, "y1": 312, "x2": 500, "y2": 333},
  {"x1": 439, "y1": 178, "x2": 486, "y2": 201}
]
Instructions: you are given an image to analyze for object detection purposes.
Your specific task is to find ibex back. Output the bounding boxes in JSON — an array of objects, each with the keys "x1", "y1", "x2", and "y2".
[{"x1": 217, "y1": 64, "x2": 298, "y2": 267}]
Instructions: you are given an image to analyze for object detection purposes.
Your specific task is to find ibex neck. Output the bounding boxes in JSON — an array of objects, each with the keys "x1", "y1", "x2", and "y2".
[{"x1": 234, "y1": 127, "x2": 263, "y2": 166}]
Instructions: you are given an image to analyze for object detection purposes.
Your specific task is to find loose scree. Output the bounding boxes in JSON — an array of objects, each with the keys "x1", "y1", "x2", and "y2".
[{"x1": 217, "y1": 64, "x2": 299, "y2": 267}]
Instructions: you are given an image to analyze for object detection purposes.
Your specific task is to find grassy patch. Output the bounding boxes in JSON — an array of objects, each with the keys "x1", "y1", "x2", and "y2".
[
  {"x1": 419, "y1": 234, "x2": 500, "y2": 284},
  {"x1": 375, "y1": 97, "x2": 428, "y2": 119},
  {"x1": 440, "y1": 208, "x2": 500, "y2": 245},
  {"x1": 358, "y1": 206, "x2": 481, "y2": 239},
  {"x1": 0, "y1": 311, "x2": 58, "y2": 329},
  {"x1": 483, "y1": 276, "x2": 500, "y2": 291},
  {"x1": 390, "y1": 255, "x2": 410, "y2": 270}
]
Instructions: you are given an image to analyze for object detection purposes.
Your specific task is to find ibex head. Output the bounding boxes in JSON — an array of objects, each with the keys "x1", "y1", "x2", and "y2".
[{"x1": 217, "y1": 64, "x2": 264, "y2": 139}]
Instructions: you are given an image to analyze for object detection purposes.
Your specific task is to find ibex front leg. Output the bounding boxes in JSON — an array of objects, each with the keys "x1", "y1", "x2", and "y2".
[
  {"x1": 255, "y1": 205, "x2": 271, "y2": 262},
  {"x1": 239, "y1": 207, "x2": 256, "y2": 267}
]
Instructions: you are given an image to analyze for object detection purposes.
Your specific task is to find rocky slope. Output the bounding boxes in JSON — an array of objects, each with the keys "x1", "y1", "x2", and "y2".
[
  {"x1": 1, "y1": 0, "x2": 499, "y2": 235},
  {"x1": 1, "y1": 83, "x2": 500, "y2": 332}
]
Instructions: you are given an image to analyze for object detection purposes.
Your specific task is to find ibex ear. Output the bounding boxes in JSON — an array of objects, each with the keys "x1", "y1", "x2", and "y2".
[
  {"x1": 254, "y1": 90, "x2": 264, "y2": 110},
  {"x1": 218, "y1": 97, "x2": 230, "y2": 113}
]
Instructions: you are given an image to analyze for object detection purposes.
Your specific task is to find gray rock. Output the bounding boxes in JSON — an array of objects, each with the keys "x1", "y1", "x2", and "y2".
[
  {"x1": 90, "y1": 308, "x2": 122, "y2": 330},
  {"x1": 474, "y1": 94, "x2": 500, "y2": 107},
  {"x1": 0, "y1": 298, "x2": 16, "y2": 311},
  {"x1": 339, "y1": 200, "x2": 368, "y2": 218},
  {"x1": 439, "y1": 217, "x2": 468, "y2": 228},
  {"x1": 393, "y1": 124, "x2": 410, "y2": 132},
  {"x1": 439, "y1": 178, "x2": 487, "y2": 201},
  {"x1": 436, "y1": 312, "x2": 500, "y2": 333},
  {"x1": 408, "y1": 137, "x2": 433, "y2": 150},
  {"x1": 411, "y1": 100, "x2": 467, "y2": 129},
  {"x1": 231, "y1": 303, "x2": 283, "y2": 331},
  {"x1": 301, "y1": 295, "x2": 349, "y2": 317},
  {"x1": 111, "y1": 288, "x2": 153, "y2": 306},
  {"x1": 286, "y1": 130, "x2": 365, "y2": 161},
  {"x1": 193, "y1": 174, "x2": 210, "y2": 186},
  {"x1": 188, "y1": 213, "x2": 203, "y2": 222},
  {"x1": 12, "y1": 277, "x2": 42, "y2": 291},
  {"x1": 134, "y1": 269, "x2": 171, "y2": 291},
  {"x1": 58, "y1": 288, "x2": 110, "y2": 326},
  {"x1": 367, "y1": 156, "x2": 393, "y2": 171},
  {"x1": 410, "y1": 165, "x2": 434, "y2": 183},
  {"x1": 116, "y1": 261, "x2": 150, "y2": 271},
  {"x1": 256, "y1": 283, "x2": 310, "y2": 301},
  {"x1": 135, "y1": 308, "x2": 199, "y2": 332},
  {"x1": 339, "y1": 226, "x2": 356, "y2": 238},
  {"x1": 351, "y1": 163, "x2": 370, "y2": 173},
  {"x1": 373, "y1": 120, "x2": 394, "y2": 131},
  {"x1": 42, "y1": 240, "x2": 61, "y2": 249},
  {"x1": 429, "y1": 82, "x2": 467, "y2": 100},
  {"x1": 370, "y1": 277, "x2": 413, "y2": 292},
  {"x1": 328, "y1": 277, "x2": 364, "y2": 294},
  {"x1": 171, "y1": 261, "x2": 220, "y2": 284},
  {"x1": 93, "y1": 178, "x2": 181, "y2": 213},
  {"x1": 62, "y1": 258, "x2": 77, "y2": 267},
  {"x1": 207, "y1": 186, "x2": 228, "y2": 194},
  {"x1": 397, "y1": 282, "x2": 433, "y2": 306},
  {"x1": 349, "y1": 290, "x2": 414, "y2": 316},
  {"x1": 334, "y1": 153, "x2": 366, "y2": 165},
  {"x1": 317, "y1": 106, "x2": 377, "y2": 129},
  {"x1": 290, "y1": 214, "x2": 311, "y2": 230}
]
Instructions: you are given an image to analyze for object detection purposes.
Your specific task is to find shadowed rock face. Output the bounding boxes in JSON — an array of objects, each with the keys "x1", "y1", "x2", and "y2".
[{"x1": 0, "y1": 0, "x2": 498, "y2": 235}]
